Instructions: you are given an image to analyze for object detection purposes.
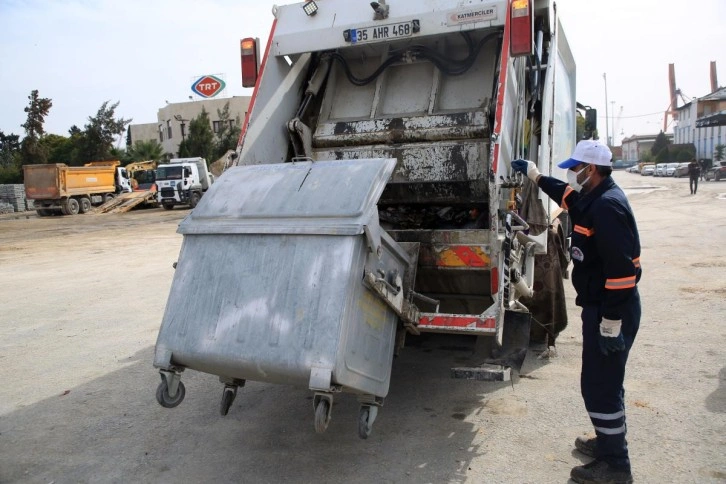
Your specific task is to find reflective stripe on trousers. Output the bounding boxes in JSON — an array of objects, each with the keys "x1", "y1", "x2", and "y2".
[{"x1": 580, "y1": 289, "x2": 641, "y2": 470}]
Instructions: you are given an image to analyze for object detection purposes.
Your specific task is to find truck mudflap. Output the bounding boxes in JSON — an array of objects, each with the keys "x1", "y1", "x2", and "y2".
[
  {"x1": 153, "y1": 157, "x2": 415, "y2": 439},
  {"x1": 450, "y1": 310, "x2": 532, "y2": 381}
]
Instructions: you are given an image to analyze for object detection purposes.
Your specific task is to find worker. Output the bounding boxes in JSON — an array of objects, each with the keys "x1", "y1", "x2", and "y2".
[
  {"x1": 512, "y1": 139, "x2": 641, "y2": 484},
  {"x1": 688, "y1": 159, "x2": 700, "y2": 194}
]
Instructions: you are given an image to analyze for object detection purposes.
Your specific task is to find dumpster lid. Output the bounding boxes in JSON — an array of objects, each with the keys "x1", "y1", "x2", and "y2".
[{"x1": 179, "y1": 158, "x2": 397, "y2": 235}]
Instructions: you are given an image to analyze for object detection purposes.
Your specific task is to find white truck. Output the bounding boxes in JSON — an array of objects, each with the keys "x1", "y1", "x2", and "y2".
[
  {"x1": 155, "y1": 157, "x2": 214, "y2": 210},
  {"x1": 153, "y1": 0, "x2": 597, "y2": 436}
]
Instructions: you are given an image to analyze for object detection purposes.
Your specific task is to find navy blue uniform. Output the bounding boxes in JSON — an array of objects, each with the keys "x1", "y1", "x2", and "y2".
[{"x1": 538, "y1": 175, "x2": 642, "y2": 471}]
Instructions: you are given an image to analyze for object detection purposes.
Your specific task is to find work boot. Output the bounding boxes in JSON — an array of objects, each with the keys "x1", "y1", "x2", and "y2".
[
  {"x1": 575, "y1": 433, "x2": 628, "y2": 458},
  {"x1": 570, "y1": 460, "x2": 633, "y2": 484},
  {"x1": 575, "y1": 433, "x2": 597, "y2": 458}
]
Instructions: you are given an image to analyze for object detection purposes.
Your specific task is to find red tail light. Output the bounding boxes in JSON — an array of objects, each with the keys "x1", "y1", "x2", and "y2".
[
  {"x1": 510, "y1": 0, "x2": 533, "y2": 57},
  {"x1": 240, "y1": 37, "x2": 259, "y2": 88}
]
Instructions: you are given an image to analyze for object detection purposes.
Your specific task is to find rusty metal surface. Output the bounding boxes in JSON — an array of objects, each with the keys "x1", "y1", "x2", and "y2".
[{"x1": 313, "y1": 112, "x2": 489, "y2": 148}]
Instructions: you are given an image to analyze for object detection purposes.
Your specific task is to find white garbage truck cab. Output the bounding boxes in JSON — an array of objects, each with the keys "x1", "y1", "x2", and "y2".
[{"x1": 155, "y1": 157, "x2": 214, "y2": 210}]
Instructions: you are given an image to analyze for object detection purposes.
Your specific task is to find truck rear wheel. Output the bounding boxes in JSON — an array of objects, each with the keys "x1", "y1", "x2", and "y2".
[
  {"x1": 162, "y1": 201, "x2": 175, "y2": 210},
  {"x1": 78, "y1": 197, "x2": 92, "y2": 214},
  {"x1": 103, "y1": 193, "x2": 115, "y2": 203},
  {"x1": 189, "y1": 192, "x2": 201, "y2": 209},
  {"x1": 61, "y1": 198, "x2": 80, "y2": 216}
]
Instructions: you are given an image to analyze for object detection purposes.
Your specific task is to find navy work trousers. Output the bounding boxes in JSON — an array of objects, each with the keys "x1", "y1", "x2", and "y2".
[{"x1": 580, "y1": 289, "x2": 641, "y2": 471}]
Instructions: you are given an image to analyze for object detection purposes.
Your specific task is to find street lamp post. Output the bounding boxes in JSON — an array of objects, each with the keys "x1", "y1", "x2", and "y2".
[{"x1": 603, "y1": 73, "x2": 610, "y2": 146}]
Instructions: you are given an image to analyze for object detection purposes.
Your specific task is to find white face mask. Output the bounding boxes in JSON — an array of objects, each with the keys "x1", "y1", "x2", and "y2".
[{"x1": 567, "y1": 165, "x2": 591, "y2": 192}]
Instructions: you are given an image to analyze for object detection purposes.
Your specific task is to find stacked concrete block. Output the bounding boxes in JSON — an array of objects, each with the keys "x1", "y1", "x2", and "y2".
[{"x1": 0, "y1": 184, "x2": 29, "y2": 212}]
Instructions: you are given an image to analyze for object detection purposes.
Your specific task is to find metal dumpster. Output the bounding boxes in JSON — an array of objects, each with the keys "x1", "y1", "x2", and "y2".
[{"x1": 153, "y1": 158, "x2": 411, "y2": 438}]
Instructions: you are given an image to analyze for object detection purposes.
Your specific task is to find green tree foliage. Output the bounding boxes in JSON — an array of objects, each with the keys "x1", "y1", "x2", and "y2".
[
  {"x1": 0, "y1": 131, "x2": 22, "y2": 183},
  {"x1": 676, "y1": 149, "x2": 693, "y2": 162},
  {"x1": 651, "y1": 131, "x2": 670, "y2": 157},
  {"x1": 126, "y1": 140, "x2": 164, "y2": 162},
  {"x1": 655, "y1": 147, "x2": 669, "y2": 163},
  {"x1": 20, "y1": 90, "x2": 53, "y2": 165},
  {"x1": 714, "y1": 144, "x2": 725, "y2": 162},
  {"x1": 178, "y1": 108, "x2": 214, "y2": 161},
  {"x1": 214, "y1": 101, "x2": 241, "y2": 159},
  {"x1": 40, "y1": 134, "x2": 75, "y2": 164},
  {"x1": 75, "y1": 101, "x2": 131, "y2": 163}
]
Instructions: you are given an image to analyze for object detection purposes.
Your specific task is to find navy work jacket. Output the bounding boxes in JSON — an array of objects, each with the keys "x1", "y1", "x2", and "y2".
[{"x1": 537, "y1": 176, "x2": 641, "y2": 320}]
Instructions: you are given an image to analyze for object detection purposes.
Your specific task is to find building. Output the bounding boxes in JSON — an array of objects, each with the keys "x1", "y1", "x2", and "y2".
[
  {"x1": 673, "y1": 87, "x2": 726, "y2": 161},
  {"x1": 621, "y1": 133, "x2": 673, "y2": 162},
  {"x1": 128, "y1": 96, "x2": 251, "y2": 158}
]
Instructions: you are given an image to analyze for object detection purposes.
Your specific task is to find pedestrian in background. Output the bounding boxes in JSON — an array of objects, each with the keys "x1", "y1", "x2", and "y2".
[
  {"x1": 513, "y1": 139, "x2": 641, "y2": 484},
  {"x1": 688, "y1": 159, "x2": 700, "y2": 194}
]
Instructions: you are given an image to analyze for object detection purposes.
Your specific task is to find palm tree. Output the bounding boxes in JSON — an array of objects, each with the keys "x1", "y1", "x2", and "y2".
[{"x1": 127, "y1": 140, "x2": 164, "y2": 162}]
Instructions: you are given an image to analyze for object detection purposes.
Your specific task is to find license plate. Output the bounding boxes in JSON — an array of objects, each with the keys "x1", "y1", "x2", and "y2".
[{"x1": 344, "y1": 20, "x2": 419, "y2": 44}]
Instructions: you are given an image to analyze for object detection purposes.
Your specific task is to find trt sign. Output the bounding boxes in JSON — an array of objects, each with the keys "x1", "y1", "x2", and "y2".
[{"x1": 191, "y1": 75, "x2": 226, "y2": 98}]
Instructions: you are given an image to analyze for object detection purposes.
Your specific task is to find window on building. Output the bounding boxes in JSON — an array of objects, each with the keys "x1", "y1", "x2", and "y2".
[
  {"x1": 159, "y1": 125, "x2": 164, "y2": 142},
  {"x1": 167, "y1": 120, "x2": 172, "y2": 139},
  {"x1": 213, "y1": 120, "x2": 222, "y2": 133}
]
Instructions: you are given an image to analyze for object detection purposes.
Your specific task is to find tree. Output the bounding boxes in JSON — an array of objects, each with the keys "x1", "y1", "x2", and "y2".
[
  {"x1": 651, "y1": 131, "x2": 670, "y2": 158},
  {"x1": 0, "y1": 131, "x2": 22, "y2": 183},
  {"x1": 40, "y1": 134, "x2": 75, "y2": 164},
  {"x1": 655, "y1": 147, "x2": 669, "y2": 163},
  {"x1": 714, "y1": 144, "x2": 725, "y2": 162},
  {"x1": 178, "y1": 108, "x2": 214, "y2": 161},
  {"x1": 213, "y1": 101, "x2": 241, "y2": 159},
  {"x1": 75, "y1": 101, "x2": 131, "y2": 163},
  {"x1": 126, "y1": 140, "x2": 164, "y2": 162},
  {"x1": 20, "y1": 90, "x2": 53, "y2": 165},
  {"x1": 676, "y1": 149, "x2": 692, "y2": 162}
]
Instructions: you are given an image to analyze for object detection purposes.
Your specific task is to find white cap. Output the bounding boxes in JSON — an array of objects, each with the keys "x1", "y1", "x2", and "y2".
[{"x1": 557, "y1": 140, "x2": 612, "y2": 169}]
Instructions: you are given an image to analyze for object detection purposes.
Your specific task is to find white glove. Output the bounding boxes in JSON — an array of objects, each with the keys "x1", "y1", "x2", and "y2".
[
  {"x1": 599, "y1": 318, "x2": 622, "y2": 337},
  {"x1": 512, "y1": 159, "x2": 541, "y2": 182}
]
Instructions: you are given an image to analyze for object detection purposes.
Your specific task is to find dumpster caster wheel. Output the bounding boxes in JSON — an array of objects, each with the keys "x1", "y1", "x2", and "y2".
[
  {"x1": 358, "y1": 405, "x2": 379, "y2": 440},
  {"x1": 220, "y1": 386, "x2": 237, "y2": 416},
  {"x1": 314, "y1": 399, "x2": 331, "y2": 434},
  {"x1": 156, "y1": 380, "x2": 185, "y2": 408}
]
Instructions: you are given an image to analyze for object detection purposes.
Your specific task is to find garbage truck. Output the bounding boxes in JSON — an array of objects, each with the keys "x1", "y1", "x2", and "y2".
[{"x1": 153, "y1": 0, "x2": 595, "y2": 438}]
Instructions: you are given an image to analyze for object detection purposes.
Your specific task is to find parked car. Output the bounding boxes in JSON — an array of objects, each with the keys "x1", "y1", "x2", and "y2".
[
  {"x1": 641, "y1": 164, "x2": 655, "y2": 176},
  {"x1": 654, "y1": 164, "x2": 668, "y2": 177},
  {"x1": 612, "y1": 159, "x2": 638, "y2": 170},
  {"x1": 665, "y1": 162, "x2": 679, "y2": 177},
  {"x1": 626, "y1": 165, "x2": 640, "y2": 173},
  {"x1": 704, "y1": 161, "x2": 726, "y2": 181},
  {"x1": 674, "y1": 162, "x2": 691, "y2": 177}
]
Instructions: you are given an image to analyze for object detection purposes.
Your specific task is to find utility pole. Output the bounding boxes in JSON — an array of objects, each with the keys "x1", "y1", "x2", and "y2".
[
  {"x1": 603, "y1": 73, "x2": 610, "y2": 146},
  {"x1": 611, "y1": 101, "x2": 616, "y2": 146}
]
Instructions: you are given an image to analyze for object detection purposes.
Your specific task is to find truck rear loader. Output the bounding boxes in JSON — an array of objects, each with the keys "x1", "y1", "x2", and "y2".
[
  {"x1": 24, "y1": 161, "x2": 132, "y2": 216},
  {"x1": 153, "y1": 0, "x2": 595, "y2": 438}
]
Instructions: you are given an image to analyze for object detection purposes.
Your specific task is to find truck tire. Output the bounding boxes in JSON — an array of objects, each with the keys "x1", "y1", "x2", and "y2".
[
  {"x1": 36, "y1": 208, "x2": 51, "y2": 217},
  {"x1": 78, "y1": 197, "x2": 92, "y2": 214},
  {"x1": 61, "y1": 198, "x2": 80, "y2": 216},
  {"x1": 162, "y1": 201, "x2": 175, "y2": 210},
  {"x1": 103, "y1": 193, "x2": 116, "y2": 203},
  {"x1": 189, "y1": 192, "x2": 201, "y2": 209}
]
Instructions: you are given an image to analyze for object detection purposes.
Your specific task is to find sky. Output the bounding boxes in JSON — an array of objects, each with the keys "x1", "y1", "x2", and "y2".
[{"x1": 1, "y1": 0, "x2": 724, "y2": 147}]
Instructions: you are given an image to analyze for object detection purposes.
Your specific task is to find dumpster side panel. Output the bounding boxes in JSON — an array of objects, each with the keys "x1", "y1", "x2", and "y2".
[{"x1": 156, "y1": 234, "x2": 357, "y2": 386}]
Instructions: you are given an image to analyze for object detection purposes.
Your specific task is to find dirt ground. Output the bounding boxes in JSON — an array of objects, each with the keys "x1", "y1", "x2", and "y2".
[{"x1": 1, "y1": 171, "x2": 724, "y2": 483}]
